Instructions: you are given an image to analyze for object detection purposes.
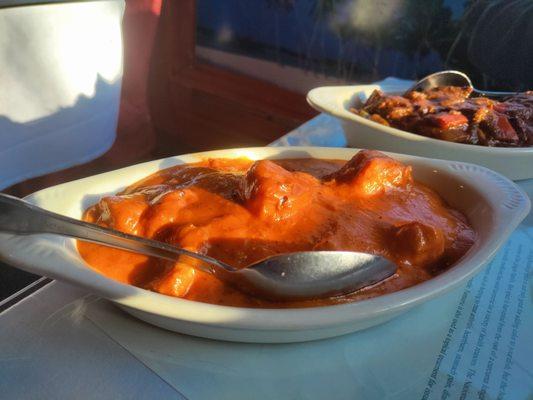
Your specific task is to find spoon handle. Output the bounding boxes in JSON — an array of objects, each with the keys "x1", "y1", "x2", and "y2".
[
  {"x1": 473, "y1": 89, "x2": 520, "y2": 99},
  {"x1": 0, "y1": 193, "x2": 236, "y2": 273}
]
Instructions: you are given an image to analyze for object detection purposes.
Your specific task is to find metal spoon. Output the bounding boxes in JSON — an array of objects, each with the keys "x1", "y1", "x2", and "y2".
[
  {"x1": 407, "y1": 70, "x2": 519, "y2": 99},
  {"x1": 0, "y1": 193, "x2": 397, "y2": 301}
]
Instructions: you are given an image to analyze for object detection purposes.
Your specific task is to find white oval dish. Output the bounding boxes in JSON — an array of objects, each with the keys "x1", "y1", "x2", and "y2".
[
  {"x1": 307, "y1": 85, "x2": 533, "y2": 180},
  {"x1": 0, "y1": 147, "x2": 529, "y2": 343}
]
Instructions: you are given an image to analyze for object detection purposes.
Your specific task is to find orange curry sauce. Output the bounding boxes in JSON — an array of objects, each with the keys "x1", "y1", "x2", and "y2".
[{"x1": 78, "y1": 150, "x2": 475, "y2": 308}]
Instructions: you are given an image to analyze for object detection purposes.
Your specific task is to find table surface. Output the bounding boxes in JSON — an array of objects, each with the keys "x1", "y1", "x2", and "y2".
[{"x1": 1, "y1": 114, "x2": 531, "y2": 400}]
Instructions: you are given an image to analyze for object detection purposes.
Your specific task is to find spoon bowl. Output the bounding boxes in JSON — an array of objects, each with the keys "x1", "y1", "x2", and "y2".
[
  {"x1": 407, "y1": 70, "x2": 518, "y2": 99},
  {"x1": 240, "y1": 251, "x2": 396, "y2": 299},
  {"x1": 0, "y1": 193, "x2": 397, "y2": 301}
]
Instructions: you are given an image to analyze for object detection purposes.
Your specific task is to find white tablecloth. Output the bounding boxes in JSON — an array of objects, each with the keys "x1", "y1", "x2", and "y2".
[{"x1": 0, "y1": 0, "x2": 124, "y2": 189}]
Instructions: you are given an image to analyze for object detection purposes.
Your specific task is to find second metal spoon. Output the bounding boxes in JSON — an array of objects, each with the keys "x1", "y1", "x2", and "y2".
[{"x1": 407, "y1": 70, "x2": 519, "y2": 99}]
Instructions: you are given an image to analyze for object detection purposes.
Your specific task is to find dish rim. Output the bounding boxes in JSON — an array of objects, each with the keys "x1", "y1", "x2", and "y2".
[
  {"x1": 4, "y1": 146, "x2": 530, "y2": 331},
  {"x1": 307, "y1": 85, "x2": 533, "y2": 154}
]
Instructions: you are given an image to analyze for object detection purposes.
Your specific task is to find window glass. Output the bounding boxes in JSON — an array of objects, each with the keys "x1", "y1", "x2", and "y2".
[{"x1": 197, "y1": 0, "x2": 532, "y2": 91}]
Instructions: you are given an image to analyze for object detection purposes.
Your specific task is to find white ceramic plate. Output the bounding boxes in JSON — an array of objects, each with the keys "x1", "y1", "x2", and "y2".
[
  {"x1": 0, "y1": 147, "x2": 529, "y2": 343},
  {"x1": 307, "y1": 85, "x2": 533, "y2": 180}
]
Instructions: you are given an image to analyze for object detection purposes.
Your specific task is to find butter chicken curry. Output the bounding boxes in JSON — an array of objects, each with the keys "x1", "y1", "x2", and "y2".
[{"x1": 78, "y1": 150, "x2": 475, "y2": 308}]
